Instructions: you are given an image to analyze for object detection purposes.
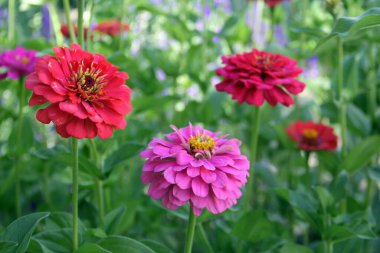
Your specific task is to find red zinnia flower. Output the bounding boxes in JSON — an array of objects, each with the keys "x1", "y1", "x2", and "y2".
[
  {"x1": 286, "y1": 121, "x2": 338, "y2": 151},
  {"x1": 264, "y1": 0, "x2": 284, "y2": 7},
  {"x1": 215, "y1": 49, "x2": 305, "y2": 107},
  {"x1": 94, "y1": 20, "x2": 129, "y2": 36},
  {"x1": 26, "y1": 43, "x2": 132, "y2": 139},
  {"x1": 60, "y1": 24, "x2": 90, "y2": 40}
]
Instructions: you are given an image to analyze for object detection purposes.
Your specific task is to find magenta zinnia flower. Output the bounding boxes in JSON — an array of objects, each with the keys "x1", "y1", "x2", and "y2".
[
  {"x1": 215, "y1": 49, "x2": 305, "y2": 107},
  {"x1": 141, "y1": 124, "x2": 250, "y2": 216},
  {"x1": 0, "y1": 47, "x2": 37, "y2": 80},
  {"x1": 26, "y1": 43, "x2": 132, "y2": 139}
]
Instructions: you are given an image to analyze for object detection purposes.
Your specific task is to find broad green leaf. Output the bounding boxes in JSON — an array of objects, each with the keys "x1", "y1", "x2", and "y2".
[
  {"x1": 103, "y1": 142, "x2": 144, "y2": 177},
  {"x1": 104, "y1": 206, "x2": 126, "y2": 235},
  {"x1": 0, "y1": 212, "x2": 50, "y2": 253},
  {"x1": 316, "y1": 8, "x2": 380, "y2": 49},
  {"x1": 280, "y1": 243, "x2": 313, "y2": 253},
  {"x1": 314, "y1": 186, "x2": 334, "y2": 212},
  {"x1": 99, "y1": 236, "x2": 155, "y2": 253},
  {"x1": 56, "y1": 154, "x2": 102, "y2": 179},
  {"x1": 346, "y1": 104, "x2": 371, "y2": 137},
  {"x1": 75, "y1": 243, "x2": 111, "y2": 253},
  {"x1": 0, "y1": 241, "x2": 18, "y2": 253},
  {"x1": 32, "y1": 228, "x2": 73, "y2": 253},
  {"x1": 140, "y1": 240, "x2": 174, "y2": 253},
  {"x1": 341, "y1": 136, "x2": 380, "y2": 172}
]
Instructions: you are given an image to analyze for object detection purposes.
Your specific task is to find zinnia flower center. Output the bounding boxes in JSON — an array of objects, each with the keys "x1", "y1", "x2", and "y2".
[
  {"x1": 303, "y1": 129, "x2": 318, "y2": 139},
  {"x1": 73, "y1": 65, "x2": 106, "y2": 101},
  {"x1": 188, "y1": 134, "x2": 216, "y2": 159},
  {"x1": 21, "y1": 57, "x2": 31, "y2": 64}
]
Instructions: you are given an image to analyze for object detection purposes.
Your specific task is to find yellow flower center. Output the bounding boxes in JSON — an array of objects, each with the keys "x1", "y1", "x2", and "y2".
[
  {"x1": 303, "y1": 129, "x2": 318, "y2": 139},
  {"x1": 188, "y1": 134, "x2": 216, "y2": 151},
  {"x1": 21, "y1": 57, "x2": 30, "y2": 64},
  {"x1": 72, "y1": 64, "x2": 107, "y2": 100}
]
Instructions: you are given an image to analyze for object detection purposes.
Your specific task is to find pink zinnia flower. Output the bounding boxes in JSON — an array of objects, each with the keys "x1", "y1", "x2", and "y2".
[
  {"x1": 26, "y1": 43, "x2": 132, "y2": 139},
  {"x1": 215, "y1": 49, "x2": 305, "y2": 107},
  {"x1": 265, "y1": 0, "x2": 284, "y2": 7},
  {"x1": 140, "y1": 124, "x2": 250, "y2": 216},
  {"x1": 286, "y1": 121, "x2": 338, "y2": 151},
  {"x1": 0, "y1": 47, "x2": 37, "y2": 80}
]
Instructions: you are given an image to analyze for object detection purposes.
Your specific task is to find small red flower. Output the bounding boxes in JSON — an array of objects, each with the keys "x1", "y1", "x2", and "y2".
[
  {"x1": 265, "y1": 0, "x2": 284, "y2": 7},
  {"x1": 286, "y1": 121, "x2": 338, "y2": 151},
  {"x1": 26, "y1": 43, "x2": 132, "y2": 139},
  {"x1": 60, "y1": 24, "x2": 90, "y2": 40},
  {"x1": 94, "y1": 20, "x2": 129, "y2": 36},
  {"x1": 215, "y1": 49, "x2": 305, "y2": 107}
]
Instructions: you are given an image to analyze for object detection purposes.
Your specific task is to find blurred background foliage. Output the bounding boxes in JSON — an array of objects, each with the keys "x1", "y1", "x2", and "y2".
[{"x1": 1, "y1": 0, "x2": 380, "y2": 252}]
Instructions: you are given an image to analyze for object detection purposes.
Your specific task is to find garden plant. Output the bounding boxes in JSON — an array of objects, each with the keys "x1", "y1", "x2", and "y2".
[{"x1": 0, "y1": 0, "x2": 380, "y2": 252}]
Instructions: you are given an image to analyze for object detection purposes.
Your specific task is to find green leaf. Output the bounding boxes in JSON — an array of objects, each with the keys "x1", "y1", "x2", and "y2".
[
  {"x1": 346, "y1": 104, "x2": 371, "y2": 137},
  {"x1": 314, "y1": 186, "x2": 334, "y2": 212},
  {"x1": 32, "y1": 228, "x2": 73, "y2": 253},
  {"x1": 316, "y1": 8, "x2": 380, "y2": 49},
  {"x1": 140, "y1": 240, "x2": 174, "y2": 253},
  {"x1": 341, "y1": 136, "x2": 380, "y2": 172},
  {"x1": 75, "y1": 243, "x2": 111, "y2": 253},
  {"x1": 99, "y1": 236, "x2": 155, "y2": 253},
  {"x1": 104, "y1": 206, "x2": 126, "y2": 235},
  {"x1": 103, "y1": 142, "x2": 144, "y2": 177},
  {"x1": 0, "y1": 212, "x2": 50, "y2": 253},
  {"x1": 0, "y1": 241, "x2": 18, "y2": 253},
  {"x1": 232, "y1": 210, "x2": 276, "y2": 243},
  {"x1": 280, "y1": 243, "x2": 313, "y2": 253}
]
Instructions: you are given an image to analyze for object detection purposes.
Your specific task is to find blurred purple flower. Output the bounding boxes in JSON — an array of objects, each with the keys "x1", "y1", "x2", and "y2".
[
  {"x1": 0, "y1": 7, "x2": 7, "y2": 27},
  {"x1": 0, "y1": 47, "x2": 38, "y2": 80},
  {"x1": 155, "y1": 69, "x2": 167, "y2": 81},
  {"x1": 214, "y1": 0, "x2": 232, "y2": 13},
  {"x1": 304, "y1": 56, "x2": 320, "y2": 79},
  {"x1": 274, "y1": 25, "x2": 288, "y2": 46},
  {"x1": 150, "y1": 0, "x2": 163, "y2": 5},
  {"x1": 41, "y1": 5, "x2": 51, "y2": 40}
]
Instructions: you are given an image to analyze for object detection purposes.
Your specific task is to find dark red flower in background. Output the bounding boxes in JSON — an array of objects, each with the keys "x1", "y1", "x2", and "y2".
[
  {"x1": 26, "y1": 44, "x2": 132, "y2": 139},
  {"x1": 94, "y1": 20, "x2": 129, "y2": 36},
  {"x1": 60, "y1": 24, "x2": 90, "y2": 40},
  {"x1": 215, "y1": 49, "x2": 305, "y2": 107},
  {"x1": 265, "y1": 0, "x2": 284, "y2": 7},
  {"x1": 286, "y1": 121, "x2": 338, "y2": 151}
]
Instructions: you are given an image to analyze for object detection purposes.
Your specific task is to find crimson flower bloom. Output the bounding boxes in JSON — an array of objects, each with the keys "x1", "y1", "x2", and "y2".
[
  {"x1": 286, "y1": 121, "x2": 338, "y2": 151},
  {"x1": 215, "y1": 49, "x2": 305, "y2": 107},
  {"x1": 265, "y1": 0, "x2": 284, "y2": 7},
  {"x1": 141, "y1": 124, "x2": 250, "y2": 216},
  {"x1": 94, "y1": 20, "x2": 129, "y2": 36},
  {"x1": 0, "y1": 47, "x2": 37, "y2": 80},
  {"x1": 60, "y1": 24, "x2": 90, "y2": 40},
  {"x1": 26, "y1": 43, "x2": 132, "y2": 139}
]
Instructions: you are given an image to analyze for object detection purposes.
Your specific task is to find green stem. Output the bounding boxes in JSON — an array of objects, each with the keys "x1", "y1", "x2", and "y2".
[
  {"x1": 8, "y1": 0, "x2": 15, "y2": 46},
  {"x1": 305, "y1": 151, "x2": 311, "y2": 186},
  {"x1": 89, "y1": 139, "x2": 104, "y2": 228},
  {"x1": 77, "y1": 0, "x2": 85, "y2": 48},
  {"x1": 184, "y1": 208, "x2": 196, "y2": 253},
  {"x1": 367, "y1": 42, "x2": 376, "y2": 120},
  {"x1": 326, "y1": 240, "x2": 333, "y2": 253},
  {"x1": 365, "y1": 170, "x2": 374, "y2": 209},
  {"x1": 86, "y1": 0, "x2": 95, "y2": 51},
  {"x1": 48, "y1": 2, "x2": 64, "y2": 45},
  {"x1": 118, "y1": 0, "x2": 127, "y2": 51},
  {"x1": 15, "y1": 77, "x2": 26, "y2": 217},
  {"x1": 268, "y1": 7, "x2": 275, "y2": 45},
  {"x1": 337, "y1": 37, "x2": 346, "y2": 156},
  {"x1": 71, "y1": 138, "x2": 79, "y2": 250},
  {"x1": 63, "y1": 0, "x2": 77, "y2": 43},
  {"x1": 198, "y1": 223, "x2": 214, "y2": 253},
  {"x1": 244, "y1": 106, "x2": 261, "y2": 209}
]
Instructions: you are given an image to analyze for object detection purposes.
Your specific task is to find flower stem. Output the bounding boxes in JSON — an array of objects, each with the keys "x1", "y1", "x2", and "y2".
[
  {"x1": 15, "y1": 77, "x2": 26, "y2": 217},
  {"x1": 77, "y1": 0, "x2": 85, "y2": 48},
  {"x1": 8, "y1": 0, "x2": 16, "y2": 46},
  {"x1": 63, "y1": 0, "x2": 77, "y2": 43},
  {"x1": 304, "y1": 151, "x2": 311, "y2": 186},
  {"x1": 71, "y1": 138, "x2": 79, "y2": 250},
  {"x1": 184, "y1": 208, "x2": 196, "y2": 253},
  {"x1": 337, "y1": 37, "x2": 346, "y2": 156},
  {"x1": 198, "y1": 223, "x2": 214, "y2": 253},
  {"x1": 268, "y1": 7, "x2": 275, "y2": 45},
  {"x1": 48, "y1": 2, "x2": 64, "y2": 45},
  {"x1": 244, "y1": 106, "x2": 261, "y2": 209},
  {"x1": 89, "y1": 139, "x2": 104, "y2": 228}
]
